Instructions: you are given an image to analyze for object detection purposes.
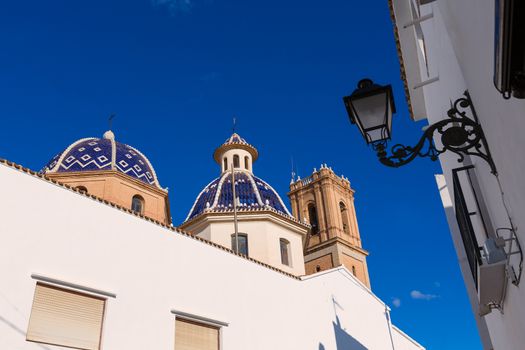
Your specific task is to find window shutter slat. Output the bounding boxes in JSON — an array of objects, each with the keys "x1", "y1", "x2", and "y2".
[{"x1": 27, "y1": 283, "x2": 105, "y2": 350}]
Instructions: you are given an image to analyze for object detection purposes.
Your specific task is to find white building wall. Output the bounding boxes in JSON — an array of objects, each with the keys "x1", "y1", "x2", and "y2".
[
  {"x1": 205, "y1": 218, "x2": 306, "y2": 275},
  {"x1": 0, "y1": 163, "x2": 424, "y2": 350},
  {"x1": 392, "y1": 1, "x2": 525, "y2": 349}
]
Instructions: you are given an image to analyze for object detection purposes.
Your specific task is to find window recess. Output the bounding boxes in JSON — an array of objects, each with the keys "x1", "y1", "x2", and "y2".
[
  {"x1": 453, "y1": 166, "x2": 485, "y2": 287},
  {"x1": 452, "y1": 166, "x2": 523, "y2": 315},
  {"x1": 27, "y1": 283, "x2": 106, "y2": 350},
  {"x1": 171, "y1": 310, "x2": 227, "y2": 350}
]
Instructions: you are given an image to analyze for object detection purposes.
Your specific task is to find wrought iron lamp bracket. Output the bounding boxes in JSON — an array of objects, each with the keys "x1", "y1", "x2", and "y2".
[{"x1": 372, "y1": 91, "x2": 498, "y2": 175}]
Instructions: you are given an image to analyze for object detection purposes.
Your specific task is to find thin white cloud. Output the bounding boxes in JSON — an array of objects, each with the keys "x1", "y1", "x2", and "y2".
[
  {"x1": 391, "y1": 297, "x2": 401, "y2": 308},
  {"x1": 410, "y1": 290, "x2": 438, "y2": 300},
  {"x1": 151, "y1": 0, "x2": 193, "y2": 14}
]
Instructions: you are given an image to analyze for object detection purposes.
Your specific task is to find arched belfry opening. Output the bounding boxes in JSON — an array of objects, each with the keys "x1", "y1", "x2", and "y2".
[
  {"x1": 308, "y1": 203, "x2": 319, "y2": 235},
  {"x1": 340, "y1": 201, "x2": 350, "y2": 235}
]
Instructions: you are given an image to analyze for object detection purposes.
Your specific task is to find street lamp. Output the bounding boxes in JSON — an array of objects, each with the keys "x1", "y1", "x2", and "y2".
[
  {"x1": 343, "y1": 79, "x2": 395, "y2": 144},
  {"x1": 343, "y1": 79, "x2": 498, "y2": 175}
]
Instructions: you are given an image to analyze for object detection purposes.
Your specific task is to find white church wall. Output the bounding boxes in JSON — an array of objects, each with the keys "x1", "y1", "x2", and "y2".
[
  {"x1": 205, "y1": 218, "x2": 306, "y2": 275},
  {"x1": 0, "y1": 163, "x2": 424, "y2": 350},
  {"x1": 392, "y1": 0, "x2": 525, "y2": 349}
]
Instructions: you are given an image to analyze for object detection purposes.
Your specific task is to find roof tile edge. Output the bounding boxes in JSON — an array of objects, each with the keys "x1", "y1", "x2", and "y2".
[{"x1": 387, "y1": 0, "x2": 415, "y2": 121}]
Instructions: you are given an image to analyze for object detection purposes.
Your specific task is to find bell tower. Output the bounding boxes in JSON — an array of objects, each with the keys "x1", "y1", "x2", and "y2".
[{"x1": 288, "y1": 165, "x2": 370, "y2": 287}]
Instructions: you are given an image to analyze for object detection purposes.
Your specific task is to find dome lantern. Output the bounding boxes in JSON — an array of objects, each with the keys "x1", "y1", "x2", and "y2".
[{"x1": 213, "y1": 133, "x2": 258, "y2": 174}]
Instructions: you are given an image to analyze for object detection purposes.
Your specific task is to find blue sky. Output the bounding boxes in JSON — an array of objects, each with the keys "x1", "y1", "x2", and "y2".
[{"x1": 0, "y1": 1, "x2": 481, "y2": 348}]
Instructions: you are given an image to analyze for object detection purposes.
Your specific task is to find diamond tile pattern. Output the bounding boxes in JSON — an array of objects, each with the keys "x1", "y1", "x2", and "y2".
[{"x1": 41, "y1": 137, "x2": 159, "y2": 187}]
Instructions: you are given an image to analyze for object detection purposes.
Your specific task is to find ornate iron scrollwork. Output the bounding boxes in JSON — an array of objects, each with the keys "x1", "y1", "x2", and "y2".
[{"x1": 372, "y1": 91, "x2": 497, "y2": 174}]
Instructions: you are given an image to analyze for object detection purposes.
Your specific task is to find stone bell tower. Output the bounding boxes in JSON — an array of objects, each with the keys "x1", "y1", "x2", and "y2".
[{"x1": 288, "y1": 165, "x2": 370, "y2": 287}]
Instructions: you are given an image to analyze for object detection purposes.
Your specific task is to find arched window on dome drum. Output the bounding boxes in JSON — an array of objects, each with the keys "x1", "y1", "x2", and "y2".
[
  {"x1": 340, "y1": 201, "x2": 350, "y2": 235},
  {"x1": 75, "y1": 186, "x2": 88, "y2": 194},
  {"x1": 231, "y1": 233, "x2": 248, "y2": 256},
  {"x1": 352, "y1": 266, "x2": 356, "y2": 276},
  {"x1": 131, "y1": 195, "x2": 144, "y2": 214},
  {"x1": 308, "y1": 203, "x2": 319, "y2": 235},
  {"x1": 233, "y1": 154, "x2": 240, "y2": 168},
  {"x1": 223, "y1": 157, "x2": 228, "y2": 171},
  {"x1": 244, "y1": 156, "x2": 250, "y2": 170},
  {"x1": 280, "y1": 238, "x2": 291, "y2": 266}
]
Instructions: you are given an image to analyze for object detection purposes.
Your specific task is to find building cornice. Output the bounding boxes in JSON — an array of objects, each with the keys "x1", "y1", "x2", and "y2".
[
  {"x1": 182, "y1": 205, "x2": 309, "y2": 230},
  {"x1": 305, "y1": 236, "x2": 369, "y2": 256},
  {"x1": 213, "y1": 142, "x2": 259, "y2": 163},
  {"x1": 179, "y1": 210, "x2": 310, "y2": 235},
  {"x1": 46, "y1": 169, "x2": 169, "y2": 196},
  {"x1": 388, "y1": 0, "x2": 415, "y2": 120}
]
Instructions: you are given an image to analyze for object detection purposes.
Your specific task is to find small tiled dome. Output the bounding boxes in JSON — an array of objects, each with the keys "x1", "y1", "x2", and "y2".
[
  {"x1": 185, "y1": 170, "x2": 291, "y2": 221},
  {"x1": 213, "y1": 132, "x2": 258, "y2": 163},
  {"x1": 41, "y1": 131, "x2": 161, "y2": 188}
]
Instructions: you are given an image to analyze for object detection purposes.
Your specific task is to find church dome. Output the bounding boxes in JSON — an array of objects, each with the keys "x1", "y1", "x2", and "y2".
[
  {"x1": 41, "y1": 131, "x2": 161, "y2": 188},
  {"x1": 184, "y1": 132, "x2": 292, "y2": 222},
  {"x1": 185, "y1": 170, "x2": 292, "y2": 222}
]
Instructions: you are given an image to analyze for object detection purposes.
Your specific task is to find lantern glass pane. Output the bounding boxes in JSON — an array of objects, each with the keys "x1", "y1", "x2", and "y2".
[
  {"x1": 352, "y1": 92, "x2": 388, "y2": 131},
  {"x1": 366, "y1": 127, "x2": 387, "y2": 143},
  {"x1": 386, "y1": 94, "x2": 393, "y2": 139}
]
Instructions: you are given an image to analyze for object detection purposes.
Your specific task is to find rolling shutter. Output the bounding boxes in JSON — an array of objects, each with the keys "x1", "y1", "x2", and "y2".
[
  {"x1": 175, "y1": 318, "x2": 219, "y2": 350},
  {"x1": 27, "y1": 283, "x2": 105, "y2": 350}
]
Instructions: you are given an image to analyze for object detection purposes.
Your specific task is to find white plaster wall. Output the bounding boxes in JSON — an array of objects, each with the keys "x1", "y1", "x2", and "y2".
[
  {"x1": 0, "y1": 164, "x2": 423, "y2": 350},
  {"x1": 202, "y1": 218, "x2": 305, "y2": 275},
  {"x1": 392, "y1": 1, "x2": 525, "y2": 348}
]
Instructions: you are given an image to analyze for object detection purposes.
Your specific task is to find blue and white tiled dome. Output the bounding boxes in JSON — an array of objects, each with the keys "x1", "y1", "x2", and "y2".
[
  {"x1": 185, "y1": 132, "x2": 293, "y2": 222},
  {"x1": 185, "y1": 170, "x2": 292, "y2": 221},
  {"x1": 41, "y1": 130, "x2": 161, "y2": 188}
]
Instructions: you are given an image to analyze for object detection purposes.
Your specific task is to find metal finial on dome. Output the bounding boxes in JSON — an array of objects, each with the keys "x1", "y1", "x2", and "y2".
[
  {"x1": 104, "y1": 113, "x2": 116, "y2": 140},
  {"x1": 108, "y1": 113, "x2": 116, "y2": 129}
]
